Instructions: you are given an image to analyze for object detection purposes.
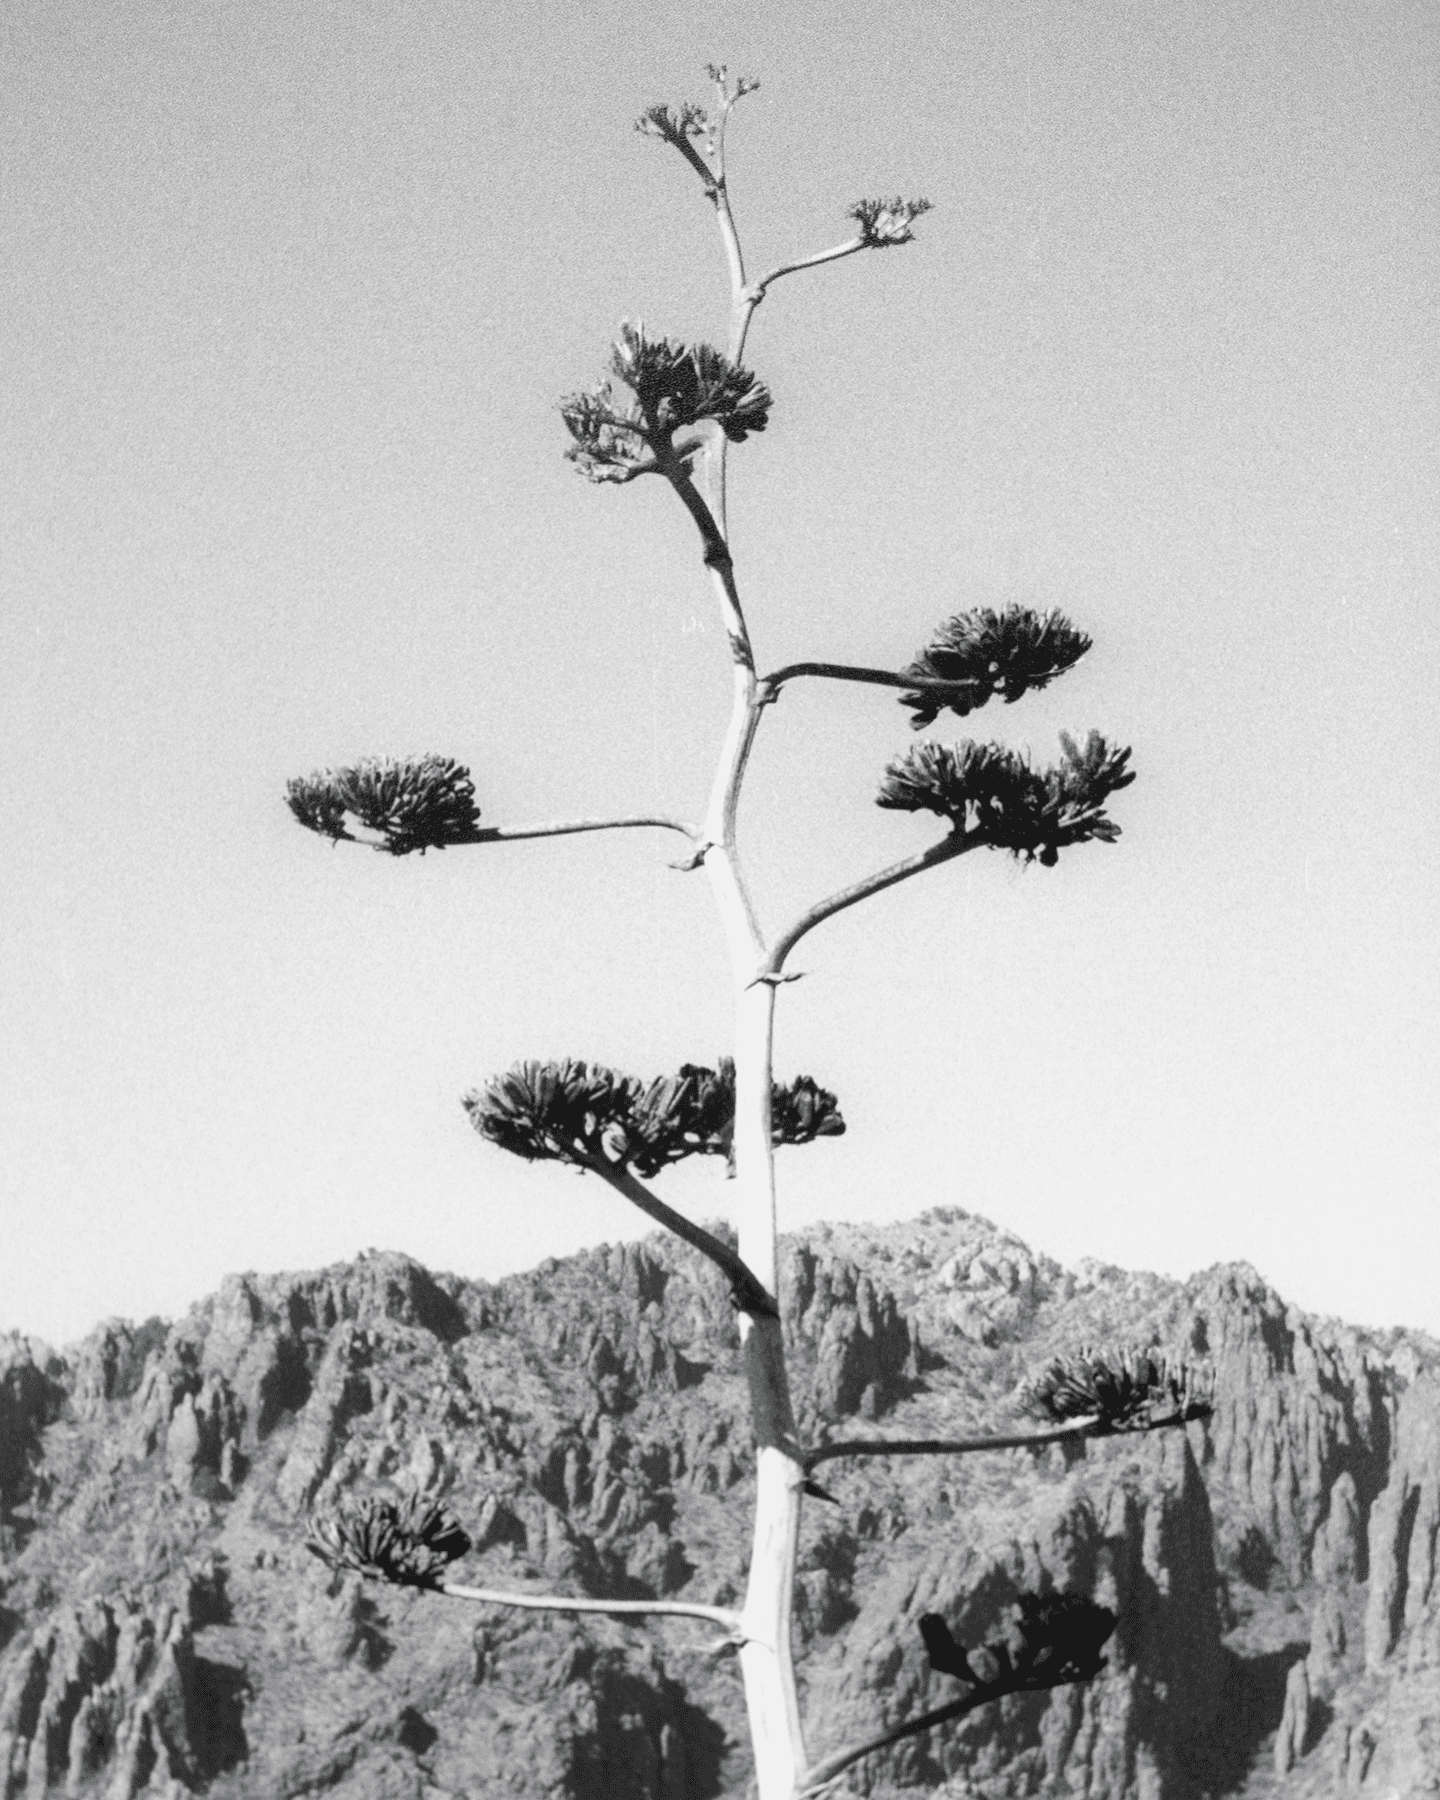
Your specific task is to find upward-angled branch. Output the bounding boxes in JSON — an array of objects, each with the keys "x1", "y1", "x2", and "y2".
[
  {"x1": 800, "y1": 1687, "x2": 995, "y2": 1796},
  {"x1": 800, "y1": 1594, "x2": 1116, "y2": 1795},
  {"x1": 734, "y1": 198, "x2": 932, "y2": 363},
  {"x1": 763, "y1": 831, "x2": 971, "y2": 976},
  {"x1": 750, "y1": 237, "x2": 867, "y2": 296},
  {"x1": 578, "y1": 1151, "x2": 780, "y2": 1319}
]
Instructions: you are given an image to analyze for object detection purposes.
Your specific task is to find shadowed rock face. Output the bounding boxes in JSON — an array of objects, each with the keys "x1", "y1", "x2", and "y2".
[
  {"x1": 0, "y1": 1338, "x2": 66, "y2": 1512},
  {"x1": 0, "y1": 1214, "x2": 1434, "y2": 1800}
]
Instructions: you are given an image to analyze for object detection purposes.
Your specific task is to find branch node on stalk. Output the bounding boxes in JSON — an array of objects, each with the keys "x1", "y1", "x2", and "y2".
[
  {"x1": 669, "y1": 842, "x2": 712, "y2": 871},
  {"x1": 746, "y1": 969, "x2": 804, "y2": 989}
]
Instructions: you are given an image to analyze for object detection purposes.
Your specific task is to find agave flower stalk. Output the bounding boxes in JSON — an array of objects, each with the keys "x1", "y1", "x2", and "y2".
[{"x1": 288, "y1": 64, "x2": 1160, "y2": 1800}]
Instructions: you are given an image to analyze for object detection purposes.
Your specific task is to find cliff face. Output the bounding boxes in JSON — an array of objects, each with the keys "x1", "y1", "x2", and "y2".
[{"x1": 0, "y1": 1210, "x2": 1435, "y2": 1800}]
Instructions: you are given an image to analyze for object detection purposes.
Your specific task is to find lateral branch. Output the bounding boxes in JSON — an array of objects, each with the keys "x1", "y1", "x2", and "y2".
[
  {"x1": 799, "y1": 1686, "x2": 995, "y2": 1795},
  {"x1": 440, "y1": 1583, "x2": 741, "y2": 1632},
  {"x1": 581, "y1": 1153, "x2": 780, "y2": 1319},
  {"x1": 472, "y1": 815, "x2": 699, "y2": 846},
  {"x1": 748, "y1": 238, "x2": 868, "y2": 299},
  {"x1": 804, "y1": 1417, "x2": 1104, "y2": 1473},
  {"x1": 764, "y1": 832, "x2": 970, "y2": 975},
  {"x1": 758, "y1": 662, "x2": 984, "y2": 701}
]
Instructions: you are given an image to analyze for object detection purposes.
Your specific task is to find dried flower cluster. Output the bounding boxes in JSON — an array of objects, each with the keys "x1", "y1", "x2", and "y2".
[
  {"x1": 463, "y1": 1056, "x2": 843, "y2": 1177},
  {"x1": 634, "y1": 67, "x2": 760, "y2": 155},
  {"x1": 286, "y1": 756, "x2": 483, "y2": 856},
  {"x1": 899, "y1": 604, "x2": 1092, "y2": 728},
  {"x1": 562, "y1": 324, "x2": 771, "y2": 483},
  {"x1": 1021, "y1": 1346, "x2": 1214, "y2": 1432},
  {"x1": 307, "y1": 1492, "x2": 471, "y2": 1590},
  {"x1": 919, "y1": 1592, "x2": 1117, "y2": 1693},
  {"x1": 634, "y1": 100, "x2": 710, "y2": 145},
  {"x1": 876, "y1": 731, "x2": 1134, "y2": 865},
  {"x1": 848, "y1": 196, "x2": 934, "y2": 247}
]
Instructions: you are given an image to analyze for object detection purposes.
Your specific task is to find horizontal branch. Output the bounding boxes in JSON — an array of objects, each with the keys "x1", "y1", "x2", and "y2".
[
  {"x1": 804, "y1": 1417, "x2": 1103, "y2": 1473},
  {"x1": 806, "y1": 1409, "x2": 1198, "y2": 1472},
  {"x1": 800, "y1": 1686, "x2": 992, "y2": 1795},
  {"x1": 764, "y1": 832, "x2": 970, "y2": 975},
  {"x1": 581, "y1": 1154, "x2": 780, "y2": 1319},
  {"x1": 471, "y1": 815, "x2": 699, "y2": 846},
  {"x1": 441, "y1": 1582, "x2": 741, "y2": 1632},
  {"x1": 758, "y1": 662, "x2": 984, "y2": 700}
]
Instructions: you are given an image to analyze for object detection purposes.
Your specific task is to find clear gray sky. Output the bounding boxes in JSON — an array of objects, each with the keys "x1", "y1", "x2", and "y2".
[{"x1": 4, "y1": 0, "x2": 1437, "y2": 1347}]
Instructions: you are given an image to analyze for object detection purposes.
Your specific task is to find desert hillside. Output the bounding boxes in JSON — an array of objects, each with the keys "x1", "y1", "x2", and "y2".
[{"x1": 1, "y1": 1208, "x2": 1437, "y2": 1798}]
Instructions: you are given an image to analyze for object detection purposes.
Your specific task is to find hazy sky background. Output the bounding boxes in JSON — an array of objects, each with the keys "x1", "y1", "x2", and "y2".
[{"x1": 4, "y1": 0, "x2": 1437, "y2": 1348}]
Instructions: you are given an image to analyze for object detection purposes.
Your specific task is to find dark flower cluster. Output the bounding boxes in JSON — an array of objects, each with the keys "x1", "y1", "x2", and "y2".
[
  {"x1": 848, "y1": 196, "x2": 933, "y2": 247},
  {"x1": 899, "y1": 605, "x2": 1092, "y2": 728},
  {"x1": 920, "y1": 1592, "x2": 1116, "y2": 1693},
  {"x1": 1021, "y1": 1346, "x2": 1214, "y2": 1432},
  {"x1": 306, "y1": 1492, "x2": 471, "y2": 1590},
  {"x1": 561, "y1": 324, "x2": 771, "y2": 482},
  {"x1": 634, "y1": 69, "x2": 759, "y2": 152},
  {"x1": 286, "y1": 756, "x2": 483, "y2": 856},
  {"x1": 876, "y1": 731, "x2": 1134, "y2": 865},
  {"x1": 634, "y1": 100, "x2": 710, "y2": 144},
  {"x1": 463, "y1": 1056, "x2": 843, "y2": 1177}
]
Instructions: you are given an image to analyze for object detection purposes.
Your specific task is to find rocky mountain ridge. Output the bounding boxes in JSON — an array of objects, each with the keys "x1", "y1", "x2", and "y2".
[{"x1": 1, "y1": 1208, "x2": 1436, "y2": 1798}]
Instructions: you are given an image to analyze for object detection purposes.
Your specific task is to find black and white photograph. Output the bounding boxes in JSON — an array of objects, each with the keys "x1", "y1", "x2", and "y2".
[{"x1": 3, "y1": 3, "x2": 1436, "y2": 1794}]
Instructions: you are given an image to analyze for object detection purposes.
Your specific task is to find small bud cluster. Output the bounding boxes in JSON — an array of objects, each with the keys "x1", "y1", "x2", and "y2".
[
  {"x1": 307, "y1": 1492, "x2": 471, "y2": 1590},
  {"x1": 634, "y1": 68, "x2": 760, "y2": 155},
  {"x1": 704, "y1": 63, "x2": 760, "y2": 98},
  {"x1": 900, "y1": 605, "x2": 1092, "y2": 728},
  {"x1": 1021, "y1": 1346, "x2": 1214, "y2": 1432},
  {"x1": 464, "y1": 1056, "x2": 843, "y2": 1176},
  {"x1": 634, "y1": 101, "x2": 709, "y2": 144},
  {"x1": 286, "y1": 756, "x2": 482, "y2": 856},
  {"x1": 849, "y1": 197, "x2": 933, "y2": 247},
  {"x1": 919, "y1": 1592, "x2": 1116, "y2": 1693},
  {"x1": 877, "y1": 732, "x2": 1134, "y2": 866},
  {"x1": 561, "y1": 324, "x2": 771, "y2": 483}
]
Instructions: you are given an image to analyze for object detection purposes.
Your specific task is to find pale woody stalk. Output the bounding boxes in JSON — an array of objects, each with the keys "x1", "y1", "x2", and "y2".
[{"x1": 291, "y1": 63, "x2": 1197, "y2": 1800}]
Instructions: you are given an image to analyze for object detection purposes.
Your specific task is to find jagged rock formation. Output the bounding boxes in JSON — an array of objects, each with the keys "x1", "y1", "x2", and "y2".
[
  {"x1": 0, "y1": 1338, "x2": 66, "y2": 1513},
  {"x1": 1273, "y1": 1658, "x2": 1311, "y2": 1772},
  {"x1": 0, "y1": 1596, "x2": 222, "y2": 1800},
  {"x1": 0, "y1": 1209, "x2": 1435, "y2": 1798}
]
